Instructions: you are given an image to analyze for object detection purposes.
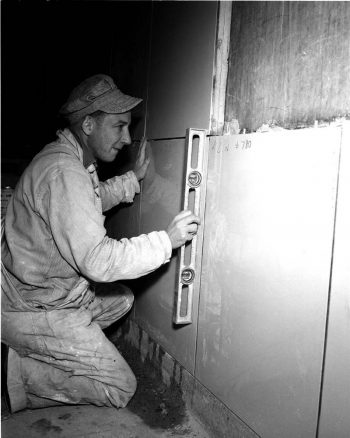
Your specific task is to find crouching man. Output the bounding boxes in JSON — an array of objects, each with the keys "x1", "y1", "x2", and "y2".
[{"x1": 1, "y1": 74, "x2": 199, "y2": 413}]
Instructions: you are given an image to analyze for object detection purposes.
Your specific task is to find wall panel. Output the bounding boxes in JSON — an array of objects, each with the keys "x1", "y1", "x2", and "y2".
[
  {"x1": 196, "y1": 127, "x2": 341, "y2": 437},
  {"x1": 133, "y1": 139, "x2": 200, "y2": 372},
  {"x1": 109, "y1": 1, "x2": 152, "y2": 140},
  {"x1": 105, "y1": 144, "x2": 141, "y2": 242},
  {"x1": 318, "y1": 123, "x2": 350, "y2": 438},
  {"x1": 146, "y1": 2, "x2": 218, "y2": 139}
]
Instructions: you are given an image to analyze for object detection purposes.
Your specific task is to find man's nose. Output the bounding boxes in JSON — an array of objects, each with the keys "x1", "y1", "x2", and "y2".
[{"x1": 122, "y1": 128, "x2": 132, "y2": 145}]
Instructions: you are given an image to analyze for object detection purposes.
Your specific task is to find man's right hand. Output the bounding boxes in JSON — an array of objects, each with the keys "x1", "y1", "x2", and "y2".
[{"x1": 166, "y1": 210, "x2": 200, "y2": 249}]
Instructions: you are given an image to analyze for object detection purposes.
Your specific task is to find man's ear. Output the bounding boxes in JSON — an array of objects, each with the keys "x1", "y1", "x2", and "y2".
[{"x1": 81, "y1": 116, "x2": 94, "y2": 135}]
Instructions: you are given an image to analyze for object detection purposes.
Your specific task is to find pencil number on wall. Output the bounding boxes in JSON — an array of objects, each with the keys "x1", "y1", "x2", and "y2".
[{"x1": 211, "y1": 139, "x2": 253, "y2": 153}]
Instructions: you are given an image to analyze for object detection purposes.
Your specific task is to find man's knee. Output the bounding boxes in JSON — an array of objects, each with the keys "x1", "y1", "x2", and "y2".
[
  {"x1": 91, "y1": 282, "x2": 134, "y2": 326},
  {"x1": 125, "y1": 369, "x2": 137, "y2": 397},
  {"x1": 109, "y1": 283, "x2": 134, "y2": 320},
  {"x1": 109, "y1": 282, "x2": 134, "y2": 316},
  {"x1": 107, "y1": 363, "x2": 137, "y2": 408},
  {"x1": 120, "y1": 284, "x2": 134, "y2": 311}
]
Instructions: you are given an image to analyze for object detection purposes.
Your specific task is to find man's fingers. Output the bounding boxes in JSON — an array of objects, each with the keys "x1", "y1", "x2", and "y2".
[
  {"x1": 188, "y1": 215, "x2": 200, "y2": 225},
  {"x1": 142, "y1": 157, "x2": 151, "y2": 171},
  {"x1": 182, "y1": 213, "x2": 201, "y2": 225},
  {"x1": 167, "y1": 210, "x2": 201, "y2": 249},
  {"x1": 175, "y1": 210, "x2": 195, "y2": 220},
  {"x1": 138, "y1": 145, "x2": 145, "y2": 163},
  {"x1": 137, "y1": 137, "x2": 147, "y2": 163},
  {"x1": 186, "y1": 223, "x2": 198, "y2": 234},
  {"x1": 186, "y1": 233, "x2": 196, "y2": 241}
]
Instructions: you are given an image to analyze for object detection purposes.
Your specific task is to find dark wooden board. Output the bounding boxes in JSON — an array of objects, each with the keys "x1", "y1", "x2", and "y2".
[{"x1": 225, "y1": 1, "x2": 350, "y2": 131}]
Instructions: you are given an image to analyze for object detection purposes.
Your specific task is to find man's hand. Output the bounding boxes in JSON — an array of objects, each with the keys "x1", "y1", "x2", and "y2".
[
  {"x1": 133, "y1": 137, "x2": 151, "y2": 181},
  {"x1": 166, "y1": 210, "x2": 200, "y2": 249}
]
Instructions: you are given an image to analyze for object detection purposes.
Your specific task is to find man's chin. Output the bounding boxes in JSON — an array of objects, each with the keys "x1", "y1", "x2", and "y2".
[
  {"x1": 99, "y1": 152, "x2": 119, "y2": 163},
  {"x1": 109, "y1": 150, "x2": 120, "y2": 161}
]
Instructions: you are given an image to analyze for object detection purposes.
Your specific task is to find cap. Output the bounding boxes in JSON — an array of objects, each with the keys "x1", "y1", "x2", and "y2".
[{"x1": 59, "y1": 74, "x2": 142, "y2": 123}]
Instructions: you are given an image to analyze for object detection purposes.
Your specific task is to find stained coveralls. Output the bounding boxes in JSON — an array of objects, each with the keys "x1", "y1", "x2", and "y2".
[{"x1": 1, "y1": 129, "x2": 172, "y2": 412}]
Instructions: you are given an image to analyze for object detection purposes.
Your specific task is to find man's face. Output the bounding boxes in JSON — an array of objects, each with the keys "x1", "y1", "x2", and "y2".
[{"x1": 87, "y1": 112, "x2": 132, "y2": 162}]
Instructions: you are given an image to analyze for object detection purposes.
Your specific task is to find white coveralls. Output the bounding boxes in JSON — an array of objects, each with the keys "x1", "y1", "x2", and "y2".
[{"x1": 1, "y1": 129, "x2": 171, "y2": 412}]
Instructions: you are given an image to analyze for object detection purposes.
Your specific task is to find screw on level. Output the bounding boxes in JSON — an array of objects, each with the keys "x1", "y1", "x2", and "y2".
[
  {"x1": 188, "y1": 171, "x2": 202, "y2": 188},
  {"x1": 181, "y1": 268, "x2": 195, "y2": 285}
]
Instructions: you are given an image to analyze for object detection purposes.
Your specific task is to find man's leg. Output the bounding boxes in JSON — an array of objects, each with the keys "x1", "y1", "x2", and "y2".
[
  {"x1": 90, "y1": 282, "x2": 134, "y2": 330},
  {"x1": 2, "y1": 296, "x2": 136, "y2": 412}
]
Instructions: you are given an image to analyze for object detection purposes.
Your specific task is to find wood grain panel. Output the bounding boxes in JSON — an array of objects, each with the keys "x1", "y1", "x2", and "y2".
[{"x1": 225, "y1": 2, "x2": 350, "y2": 131}]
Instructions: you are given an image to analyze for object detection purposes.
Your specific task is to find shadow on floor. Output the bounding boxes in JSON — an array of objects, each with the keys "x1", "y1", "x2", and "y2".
[{"x1": 115, "y1": 338, "x2": 188, "y2": 432}]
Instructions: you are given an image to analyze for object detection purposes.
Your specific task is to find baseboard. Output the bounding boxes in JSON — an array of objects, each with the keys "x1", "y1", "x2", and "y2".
[{"x1": 109, "y1": 317, "x2": 259, "y2": 438}]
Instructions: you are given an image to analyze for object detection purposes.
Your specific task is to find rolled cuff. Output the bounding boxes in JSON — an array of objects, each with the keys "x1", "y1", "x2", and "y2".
[
  {"x1": 122, "y1": 171, "x2": 140, "y2": 203},
  {"x1": 157, "y1": 230, "x2": 172, "y2": 263}
]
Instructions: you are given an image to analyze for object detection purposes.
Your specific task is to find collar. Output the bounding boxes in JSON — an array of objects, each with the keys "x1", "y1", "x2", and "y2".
[
  {"x1": 57, "y1": 128, "x2": 96, "y2": 169},
  {"x1": 80, "y1": 142, "x2": 96, "y2": 169}
]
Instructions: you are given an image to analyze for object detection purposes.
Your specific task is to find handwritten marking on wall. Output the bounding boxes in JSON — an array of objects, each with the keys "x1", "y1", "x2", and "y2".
[{"x1": 211, "y1": 139, "x2": 253, "y2": 153}]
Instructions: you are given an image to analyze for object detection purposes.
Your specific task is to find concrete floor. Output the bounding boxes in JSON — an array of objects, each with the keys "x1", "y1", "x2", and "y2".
[
  {"x1": 1, "y1": 326, "x2": 213, "y2": 437},
  {"x1": 2, "y1": 404, "x2": 211, "y2": 438}
]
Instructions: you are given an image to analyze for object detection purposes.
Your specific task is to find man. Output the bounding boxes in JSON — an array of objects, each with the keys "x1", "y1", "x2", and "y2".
[{"x1": 1, "y1": 74, "x2": 199, "y2": 413}]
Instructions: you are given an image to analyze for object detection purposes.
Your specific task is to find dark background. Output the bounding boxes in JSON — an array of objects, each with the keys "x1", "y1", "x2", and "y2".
[{"x1": 1, "y1": 0, "x2": 151, "y2": 186}]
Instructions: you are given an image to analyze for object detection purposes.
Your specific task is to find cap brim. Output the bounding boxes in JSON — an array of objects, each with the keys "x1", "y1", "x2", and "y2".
[
  {"x1": 101, "y1": 89, "x2": 143, "y2": 114},
  {"x1": 61, "y1": 88, "x2": 143, "y2": 123}
]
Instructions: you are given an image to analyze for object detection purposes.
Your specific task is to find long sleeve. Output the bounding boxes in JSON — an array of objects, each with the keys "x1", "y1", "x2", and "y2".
[
  {"x1": 39, "y1": 161, "x2": 171, "y2": 283},
  {"x1": 99, "y1": 171, "x2": 140, "y2": 212}
]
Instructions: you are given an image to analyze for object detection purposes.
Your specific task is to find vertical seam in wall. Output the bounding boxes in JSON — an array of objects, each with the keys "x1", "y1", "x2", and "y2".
[
  {"x1": 143, "y1": 1, "x2": 154, "y2": 140},
  {"x1": 138, "y1": 1, "x2": 154, "y2": 237},
  {"x1": 209, "y1": 1, "x2": 222, "y2": 136},
  {"x1": 315, "y1": 127, "x2": 343, "y2": 437}
]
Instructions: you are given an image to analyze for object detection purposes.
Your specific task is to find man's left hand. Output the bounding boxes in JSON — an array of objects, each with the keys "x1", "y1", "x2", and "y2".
[{"x1": 133, "y1": 137, "x2": 151, "y2": 181}]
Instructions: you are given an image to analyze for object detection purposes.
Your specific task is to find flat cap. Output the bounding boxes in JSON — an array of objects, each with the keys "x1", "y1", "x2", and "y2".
[{"x1": 59, "y1": 74, "x2": 142, "y2": 123}]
